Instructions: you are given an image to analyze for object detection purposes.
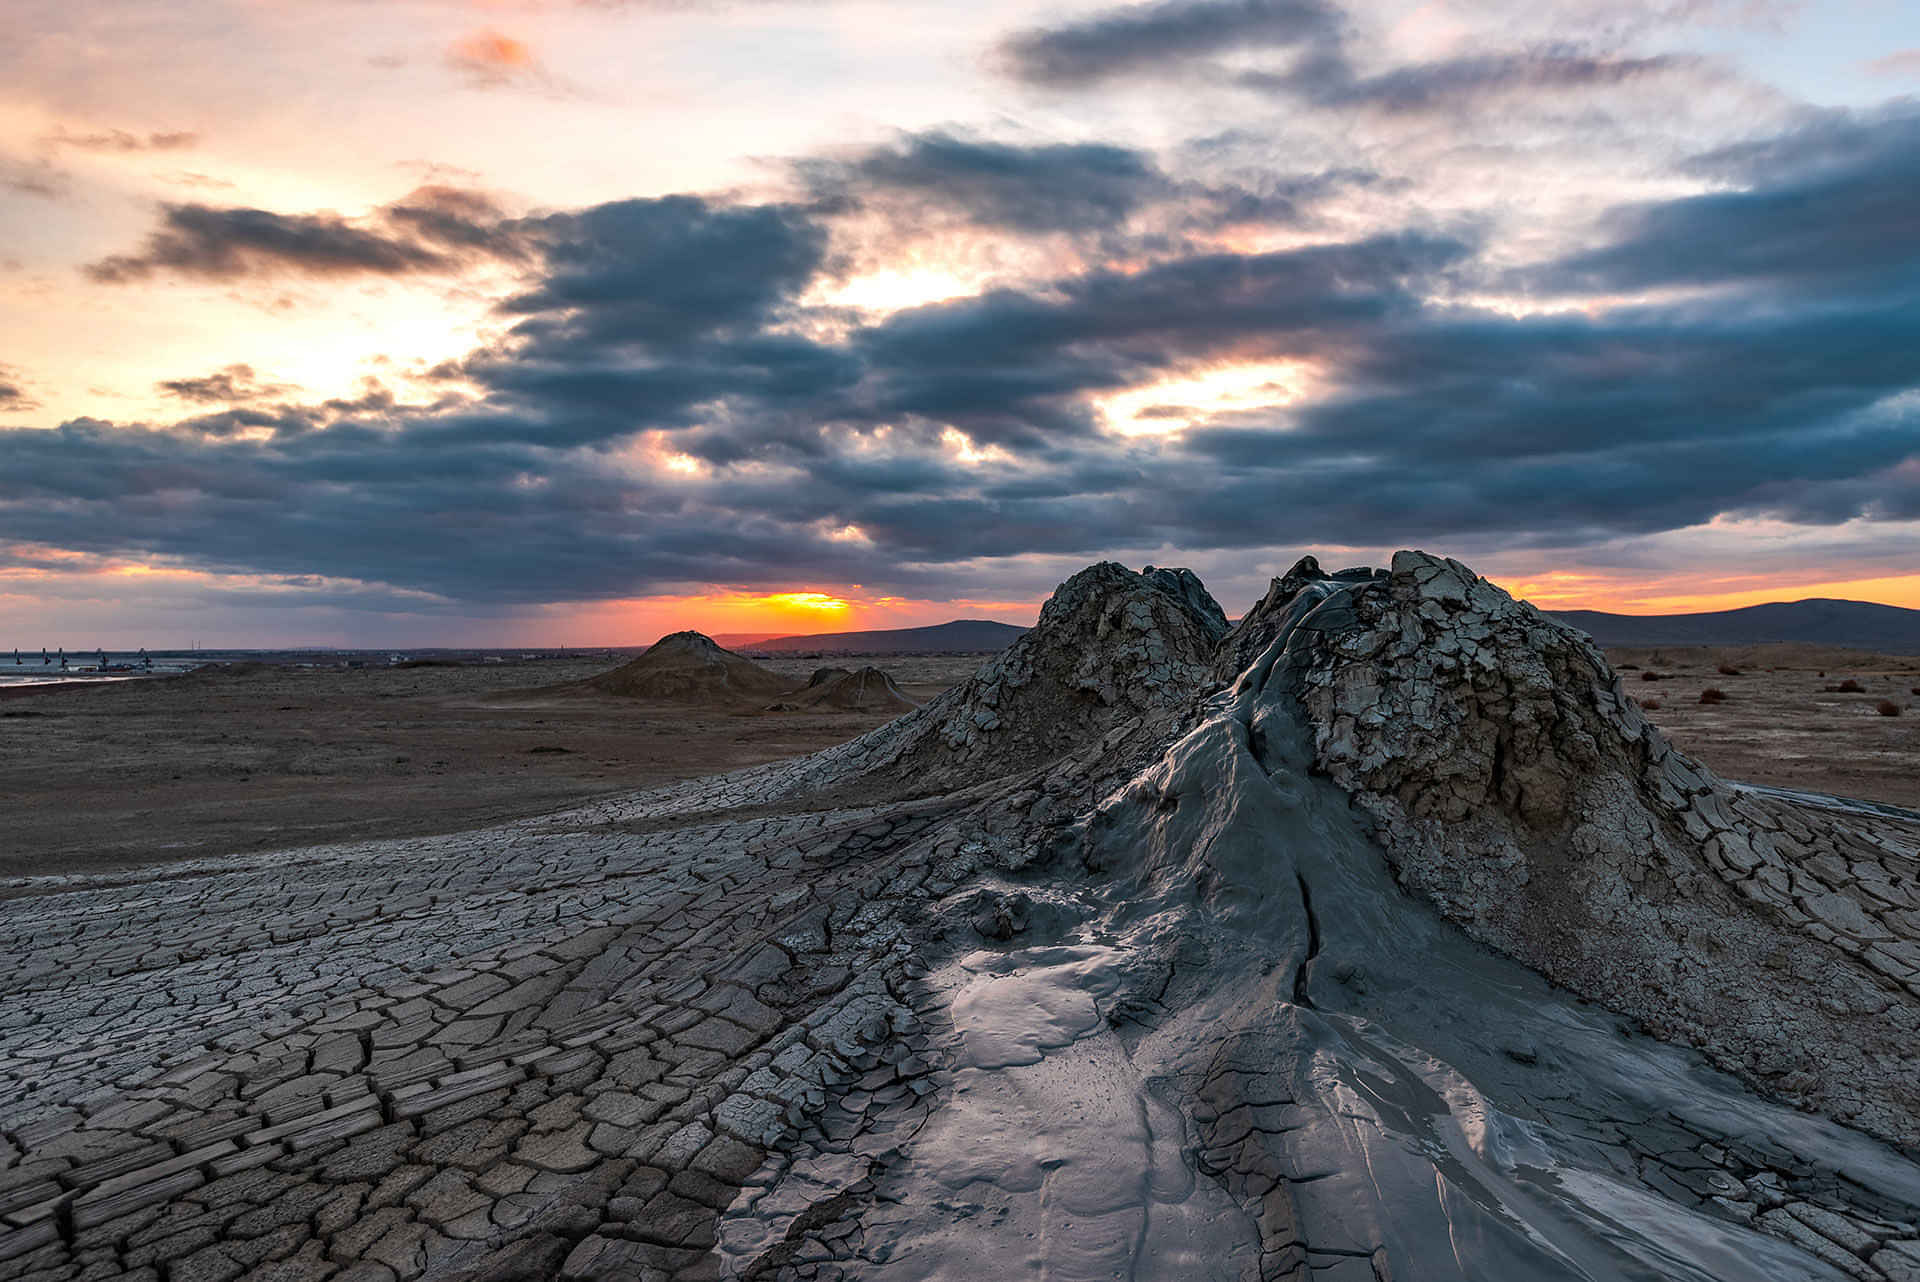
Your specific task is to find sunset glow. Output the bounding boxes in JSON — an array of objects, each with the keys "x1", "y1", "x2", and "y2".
[{"x1": 1097, "y1": 361, "x2": 1311, "y2": 436}]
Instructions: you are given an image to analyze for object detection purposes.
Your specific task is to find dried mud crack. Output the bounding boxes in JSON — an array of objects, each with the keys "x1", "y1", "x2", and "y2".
[{"x1": 5, "y1": 552, "x2": 1920, "y2": 1281}]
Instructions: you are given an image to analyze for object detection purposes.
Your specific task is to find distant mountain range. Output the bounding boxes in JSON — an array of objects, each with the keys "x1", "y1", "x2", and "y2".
[
  {"x1": 1549, "y1": 598, "x2": 1920, "y2": 654},
  {"x1": 726, "y1": 619, "x2": 1029, "y2": 655}
]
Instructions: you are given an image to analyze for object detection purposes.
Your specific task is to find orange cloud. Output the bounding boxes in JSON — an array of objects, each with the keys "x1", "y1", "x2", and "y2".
[{"x1": 446, "y1": 29, "x2": 537, "y2": 87}]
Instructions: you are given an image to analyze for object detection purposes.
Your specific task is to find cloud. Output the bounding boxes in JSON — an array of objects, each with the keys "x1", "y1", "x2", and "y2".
[
  {"x1": 999, "y1": 0, "x2": 1701, "y2": 118},
  {"x1": 0, "y1": 366, "x2": 39, "y2": 414},
  {"x1": 998, "y1": 0, "x2": 1341, "y2": 87},
  {"x1": 155, "y1": 171, "x2": 237, "y2": 191},
  {"x1": 9, "y1": 104, "x2": 1920, "y2": 611},
  {"x1": 799, "y1": 133, "x2": 1169, "y2": 233},
  {"x1": 1, "y1": 150, "x2": 64, "y2": 199},
  {"x1": 84, "y1": 186, "x2": 528, "y2": 283},
  {"x1": 157, "y1": 364, "x2": 295, "y2": 405},
  {"x1": 1540, "y1": 105, "x2": 1920, "y2": 296},
  {"x1": 1865, "y1": 49, "x2": 1920, "y2": 78},
  {"x1": 501, "y1": 195, "x2": 827, "y2": 345},
  {"x1": 840, "y1": 232, "x2": 1468, "y2": 446},
  {"x1": 41, "y1": 128, "x2": 199, "y2": 153},
  {"x1": 446, "y1": 29, "x2": 535, "y2": 84},
  {"x1": 796, "y1": 130, "x2": 1380, "y2": 286},
  {"x1": 1241, "y1": 46, "x2": 1693, "y2": 113},
  {"x1": 444, "y1": 28, "x2": 577, "y2": 95}
]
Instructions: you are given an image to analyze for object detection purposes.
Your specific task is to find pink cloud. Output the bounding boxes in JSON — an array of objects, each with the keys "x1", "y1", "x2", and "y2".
[{"x1": 1865, "y1": 48, "x2": 1920, "y2": 77}]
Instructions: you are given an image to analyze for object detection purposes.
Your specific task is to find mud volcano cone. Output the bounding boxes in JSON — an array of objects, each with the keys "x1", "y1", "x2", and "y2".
[
  {"x1": 587, "y1": 631, "x2": 791, "y2": 702},
  {"x1": 791, "y1": 666, "x2": 919, "y2": 713}
]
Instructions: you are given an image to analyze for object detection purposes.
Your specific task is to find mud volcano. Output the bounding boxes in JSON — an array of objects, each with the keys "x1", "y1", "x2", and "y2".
[
  {"x1": 586, "y1": 631, "x2": 791, "y2": 702},
  {"x1": 785, "y1": 667, "x2": 919, "y2": 714},
  {"x1": 4, "y1": 553, "x2": 1920, "y2": 1282}
]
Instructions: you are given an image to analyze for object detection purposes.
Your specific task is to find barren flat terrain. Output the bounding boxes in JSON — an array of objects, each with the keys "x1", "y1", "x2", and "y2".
[
  {"x1": 3, "y1": 642, "x2": 1918, "y2": 885},
  {"x1": 1602, "y1": 644, "x2": 1920, "y2": 809},
  {"x1": 0, "y1": 656, "x2": 976, "y2": 882}
]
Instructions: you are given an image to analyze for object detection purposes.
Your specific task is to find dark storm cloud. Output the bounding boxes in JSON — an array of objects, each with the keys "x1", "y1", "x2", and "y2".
[
  {"x1": 1000, "y1": 0, "x2": 1696, "y2": 115},
  {"x1": 803, "y1": 131, "x2": 1368, "y2": 245},
  {"x1": 502, "y1": 196, "x2": 826, "y2": 345},
  {"x1": 427, "y1": 194, "x2": 849, "y2": 448},
  {"x1": 801, "y1": 133, "x2": 1169, "y2": 232},
  {"x1": 10, "y1": 103, "x2": 1920, "y2": 607},
  {"x1": 844, "y1": 233, "x2": 1469, "y2": 446},
  {"x1": 998, "y1": 0, "x2": 1341, "y2": 87},
  {"x1": 1175, "y1": 301, "x2": 1920, "y2": 539},
  {"x1": 1544, "y1": 105, "x2": 1920, "y2": 295},
  {"x1": 84, "y1": 187, "x2": 527, "y2": 283},
  {"x1": 1241, "y1": 47, "x2": 1692, "y2": 113}
]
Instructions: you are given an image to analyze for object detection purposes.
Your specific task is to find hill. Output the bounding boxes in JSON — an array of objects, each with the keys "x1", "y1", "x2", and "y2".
[
  {"x1": 708, "y1": 632, "x2": 782, "y2": 650},
  {"x1": 1549, "y1": 597, "x2": 1920, "y2": 654},
  {"x1": 743, "y1": 618, "x2": 1027, "y2": 655}
]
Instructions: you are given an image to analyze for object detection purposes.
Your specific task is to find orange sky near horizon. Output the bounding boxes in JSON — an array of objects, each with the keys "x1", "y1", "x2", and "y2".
[{"x1": 7, "y1": 558, "x2": 1920, "y2": 649}]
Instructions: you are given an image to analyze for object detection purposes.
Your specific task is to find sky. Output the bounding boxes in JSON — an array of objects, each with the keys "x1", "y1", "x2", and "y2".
[{"x1": 2, "y1": 0, "x2": 1918, "y2": 647}]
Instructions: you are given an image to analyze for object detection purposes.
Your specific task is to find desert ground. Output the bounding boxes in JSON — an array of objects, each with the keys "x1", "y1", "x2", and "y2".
[
  {"x1": 0, "y1": 655, "x2": 975, "y2": 883},
  {"x1": 1604, "y1": 643, "x2": 1920, "y2": 809},
  {"x1": 3, "y1": 641, "x2": 1917, "y2": 884}
]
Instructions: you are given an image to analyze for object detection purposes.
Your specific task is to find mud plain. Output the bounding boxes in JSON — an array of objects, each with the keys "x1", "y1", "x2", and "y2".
[
  {"x1": 0, "y1": 656, "x2": 974, "y2": 883},
  {"x1": 1605, "y1": 644, "x2": 1920, "y2": 810},
  {"x1": 1, "y1": 642, "x2": 1915, "y2": 882}
]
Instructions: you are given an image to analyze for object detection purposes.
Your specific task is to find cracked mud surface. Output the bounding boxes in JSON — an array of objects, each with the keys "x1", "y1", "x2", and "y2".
[{"x1": 6, "y1": 554, "x2": 1920, "y2": 1281}]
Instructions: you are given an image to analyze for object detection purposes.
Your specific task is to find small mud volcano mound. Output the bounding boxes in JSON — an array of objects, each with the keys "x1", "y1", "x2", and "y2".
[
  {"x1": 789, "y1": 666, "x2": 918, "y2": 713},
  {"x1": 586, "y1": 631, "x2": 791, "y2": 702}
]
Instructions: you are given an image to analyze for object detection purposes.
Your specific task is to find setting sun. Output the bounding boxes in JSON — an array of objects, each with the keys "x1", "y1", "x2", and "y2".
[{"x1": 763, "y1": 591, "x2": 850, "y2": 614}]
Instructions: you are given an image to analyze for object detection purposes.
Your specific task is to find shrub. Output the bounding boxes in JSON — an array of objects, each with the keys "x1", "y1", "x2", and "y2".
[
  {"x1": 1826, "y1": 678, "x2": 1866, "y2": 693},
  {"x1": 1717, "y1": 664, "x2": 1742, "y2": 676},
  {"x1": 1699, "y1": 688, "x2": 1727, "y2": 704},
  {"x1": 1639, "y1": 698, "x2": 1662, "y2": 711},
  {"x1": 1911, "y1": 687, "x2": 1919, "y2": 696},
  {"x1": 1640, "y1": 670, "x2": 1664, "y2": 682},
  {"x1": 1877, "y1": 700, "x2": 1902, "y2": 717}
]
